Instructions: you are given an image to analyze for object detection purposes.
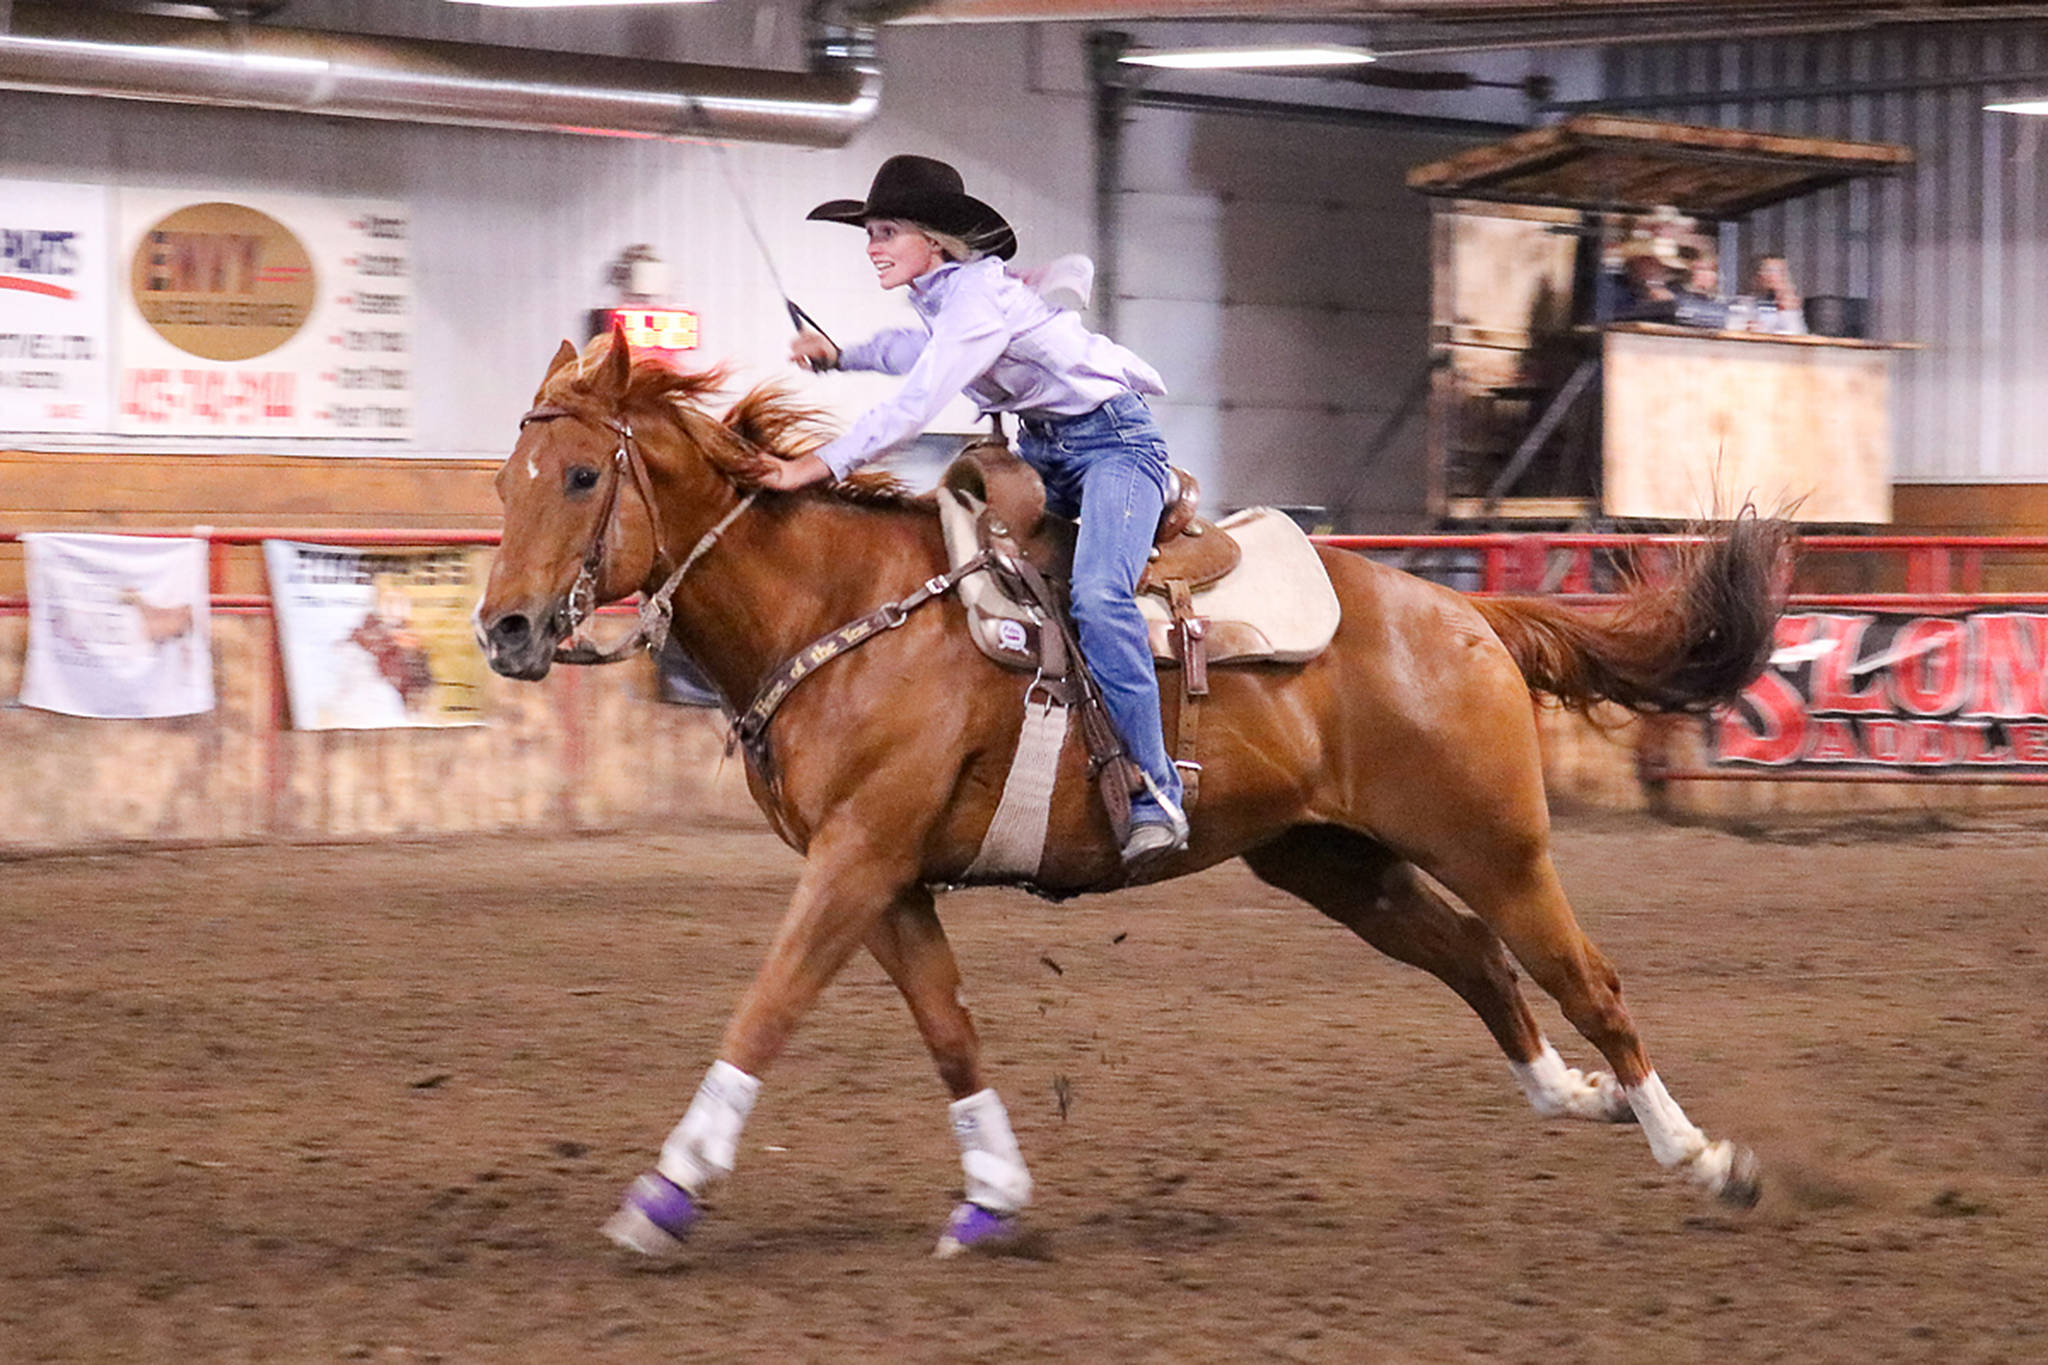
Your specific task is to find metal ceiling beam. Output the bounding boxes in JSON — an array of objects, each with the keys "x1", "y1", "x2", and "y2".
[
  {"x1": 876, "y1": 0, "x2": 2048, "y2": 40},
  {"x1": 0, "y1": 1, "x2": 882, "y2": 147},
  {"x1": 1548, "y1": 65, "x2": 2048, "y2": 111}
]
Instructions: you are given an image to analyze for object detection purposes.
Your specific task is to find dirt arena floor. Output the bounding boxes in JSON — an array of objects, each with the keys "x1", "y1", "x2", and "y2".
[{"x1": 3, "y1": 810, "x2": 2045, "y2": 1364}]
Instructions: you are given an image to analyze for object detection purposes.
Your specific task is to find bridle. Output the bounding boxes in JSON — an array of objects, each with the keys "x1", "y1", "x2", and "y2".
[
  {"x1": 512, "y1": 394, "x2": 992, "y2": 787},
  {"x1": 517, "y1": 401, "x2": 756, "y2": 666}
]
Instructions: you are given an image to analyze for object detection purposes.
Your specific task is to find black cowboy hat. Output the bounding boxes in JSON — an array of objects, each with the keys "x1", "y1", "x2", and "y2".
[{"x1": 806, "y1": 154, "x2": 1017, "y2": 262}]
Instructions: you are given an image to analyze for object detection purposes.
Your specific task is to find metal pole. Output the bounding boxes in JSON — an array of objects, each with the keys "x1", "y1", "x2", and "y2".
[
  {"x1": 1480, "y1": 357, "x2": 1601, "y2": 514},
  {"x1": 1088, "y1": 30, "x2": 1131, "y2": 338}
]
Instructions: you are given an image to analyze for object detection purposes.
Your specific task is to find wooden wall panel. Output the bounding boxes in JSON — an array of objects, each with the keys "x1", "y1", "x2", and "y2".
[
  {"x1": 0, "y1": 613, "x2": 756, "y2": 854},
  {"x1": 1602, "y1": 329, "x2": 1895, "y2": 524},
  {"x1": 0, "y1": 602, "x2": 2038, "y2": 852},
  {"x1": 0, "y1": 450, "x2": 502, "y2": 594},
  {"x1": 1891, "y1": 484, "x2": 2048, "y2": 593},
  {"x1": 1894, "y1": 483, "x2": 2048, "y2": 535}
]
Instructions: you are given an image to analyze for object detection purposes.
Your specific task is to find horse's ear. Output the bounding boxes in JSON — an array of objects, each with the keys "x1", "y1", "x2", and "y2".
[
  {"x1": 545, "y1": 339, "x2": 578, "y2": 379},
  {"x1": 592, "y1": 318, "x2": 633, "y2": 399},
  {"x1": 533, "y1": 339, "x2": 579, "y2": 402}
]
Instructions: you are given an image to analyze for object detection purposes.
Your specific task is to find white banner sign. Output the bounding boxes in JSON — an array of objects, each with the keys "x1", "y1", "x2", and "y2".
[
  {"x1": 19, "y1": 534, "x2": 214, "y2": 719},
  {"x1": 116, "y1": 189, "x2": 410, "y2": 437},
  {"x1": 264, "y1": 540, "x2": 488, "y2": 731},
  {"x1": 0, "y1": 180, "x2": 112, "y2": 433}
]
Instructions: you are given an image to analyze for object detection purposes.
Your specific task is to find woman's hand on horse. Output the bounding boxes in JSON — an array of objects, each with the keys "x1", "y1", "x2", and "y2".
[
  {"x1": 755, "y1": 453, "x2": 834, "y2": 492},
  {"x1": 790, "y1": 332, "x2": 840, "y2": 372}
]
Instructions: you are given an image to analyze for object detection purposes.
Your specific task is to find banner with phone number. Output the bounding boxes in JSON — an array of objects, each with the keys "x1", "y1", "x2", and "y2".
[{"x1": 116, "y1": 189, "x2": 410, "y2": 438}]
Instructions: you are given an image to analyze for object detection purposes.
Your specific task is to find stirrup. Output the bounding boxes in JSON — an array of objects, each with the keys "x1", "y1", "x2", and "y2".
[
  {"x1": 1122, "y1": 772, "x2": 1189, "y2": 866},
  {"x1": 1121, "y1": 820, "x2": 1186, "y2": 866},
  {"x1": 1133, "y1": 771, "x2": 1190, "y2": 841}
]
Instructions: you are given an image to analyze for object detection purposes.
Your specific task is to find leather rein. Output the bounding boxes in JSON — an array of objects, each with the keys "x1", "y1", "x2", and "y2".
[{"x1": 516, "y1": 400, "x2": 991, "y2": 777}]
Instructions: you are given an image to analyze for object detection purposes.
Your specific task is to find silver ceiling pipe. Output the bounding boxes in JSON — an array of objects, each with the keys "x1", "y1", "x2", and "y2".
[{"x1": 0, "y1": 1, "x2": 881, "y2": 147}]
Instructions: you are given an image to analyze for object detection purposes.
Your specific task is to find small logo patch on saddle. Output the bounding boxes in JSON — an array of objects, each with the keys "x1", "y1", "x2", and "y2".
[{"x1": 996, "y1": 619, "x2": 1028, "y2": 653}]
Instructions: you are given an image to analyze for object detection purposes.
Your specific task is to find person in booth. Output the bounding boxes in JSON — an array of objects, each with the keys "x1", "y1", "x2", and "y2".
[
  {"x1": 1747, "y1": 254, "x2": 1810, "y2": 335},
  {"x1": 759, "y1": 154, "x2": 1189, "y2": 867},
  {"x1": 1670, "y1": 243, "x2": 1731, "y2": 330}
]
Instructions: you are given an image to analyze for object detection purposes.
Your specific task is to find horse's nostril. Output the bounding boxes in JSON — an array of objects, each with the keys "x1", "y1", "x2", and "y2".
[{"x1": 491, "y1": 613, "x2": 531, "y2": 647}]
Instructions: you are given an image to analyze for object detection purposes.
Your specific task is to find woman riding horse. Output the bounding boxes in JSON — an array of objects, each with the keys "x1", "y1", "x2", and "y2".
[
  {"x1": 766, "y1": 155, "x2": 1190, "y2": 869},
  {"x1": 477, "y1": 326, "x2": 1787, "y2": 1260}
]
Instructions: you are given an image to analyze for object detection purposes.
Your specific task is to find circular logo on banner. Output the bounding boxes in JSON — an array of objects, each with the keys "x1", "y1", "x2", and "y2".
[{"x1": 130, "y1": 202, "x2": 317, "y2": 361}]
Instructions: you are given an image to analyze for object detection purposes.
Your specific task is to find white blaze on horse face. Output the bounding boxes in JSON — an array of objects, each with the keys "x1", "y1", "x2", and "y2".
[{"x1": 526, "y1": 449, "x2": 540, "y2": 480}]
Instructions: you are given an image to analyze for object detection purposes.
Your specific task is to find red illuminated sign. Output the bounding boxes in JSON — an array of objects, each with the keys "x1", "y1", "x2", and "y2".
[{"x1": 594, "y1": 307, "x2": 699, "y2": 352}]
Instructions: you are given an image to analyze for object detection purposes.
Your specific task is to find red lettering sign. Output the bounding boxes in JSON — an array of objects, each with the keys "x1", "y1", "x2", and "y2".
[{"x1": 1712, "y1": 609, "x2": 2048, "y2": 770}]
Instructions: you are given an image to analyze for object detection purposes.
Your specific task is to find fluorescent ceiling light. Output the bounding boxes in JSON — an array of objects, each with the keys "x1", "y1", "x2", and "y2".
[
  {"x1": 1120, "y1": 45, "x2": 1376, "y2": 71},
  {"x1": 1986, "y1": 99, "x2": 2048, "y2": 115},
  {"x1": 442, "y1": 1, "x2": 713, "y2": 9}
]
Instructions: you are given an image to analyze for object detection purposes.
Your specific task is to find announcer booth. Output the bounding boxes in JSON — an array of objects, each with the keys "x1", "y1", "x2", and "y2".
[{"x1": 1407, "y1": 116, "x2": 1917, "y2": 526}]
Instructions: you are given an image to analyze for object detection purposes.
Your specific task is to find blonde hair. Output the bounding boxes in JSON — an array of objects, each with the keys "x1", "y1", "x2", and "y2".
[{"x1": 919, "y1": 226, "x2": 981, "y2": 263}]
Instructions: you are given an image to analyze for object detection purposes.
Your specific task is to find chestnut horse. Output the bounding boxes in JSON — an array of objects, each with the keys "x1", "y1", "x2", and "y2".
[{"x1": 476, "y1": 335, "x2": 1789, "y2": 1258}]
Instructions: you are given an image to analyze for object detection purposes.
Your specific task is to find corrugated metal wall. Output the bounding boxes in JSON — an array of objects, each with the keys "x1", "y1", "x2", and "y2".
[
  {"x1": 1604, "y1": 24, "x2": 2048, "y2": 483},
  {"x1": 1118, "y1": 109, "x2": 1471, "y2": 521}
]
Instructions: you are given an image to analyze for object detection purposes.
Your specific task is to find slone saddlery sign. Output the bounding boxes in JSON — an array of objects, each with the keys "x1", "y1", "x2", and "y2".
[{"x1": 1711, "y1": 609, "x2": 2048, "y2": 770}]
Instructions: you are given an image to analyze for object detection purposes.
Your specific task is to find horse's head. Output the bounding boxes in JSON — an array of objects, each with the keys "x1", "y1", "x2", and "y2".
[
  {"x1": 476, "y1": 329, "x2": 731, "y2": 680},
  {"x1": 477, "y1": 330, "x2": 880, "y2": 681}
]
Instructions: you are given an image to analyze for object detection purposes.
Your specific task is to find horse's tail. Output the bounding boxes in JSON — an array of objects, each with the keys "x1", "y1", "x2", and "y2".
[{"x1": 1470, "y1": 512, "x2": 1794, "y2": 715}]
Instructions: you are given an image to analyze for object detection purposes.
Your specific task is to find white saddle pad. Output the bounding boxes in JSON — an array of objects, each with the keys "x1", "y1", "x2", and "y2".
[{"x1": 937, "y1": 491, "x2": 1342, "y2": 670}]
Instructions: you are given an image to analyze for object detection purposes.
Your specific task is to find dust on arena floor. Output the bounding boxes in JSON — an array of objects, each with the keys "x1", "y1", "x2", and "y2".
[{"x1": 2, "y1": 810, "x2": 2042, "y2": 1364}]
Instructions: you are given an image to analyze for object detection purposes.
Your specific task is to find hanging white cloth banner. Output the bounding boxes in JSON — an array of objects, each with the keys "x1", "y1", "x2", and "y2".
[
  {"x1": 261, "y1": 540, "x2": 488, "y2": 731},
  {"x1": 19, "y1": 533, "x2": 214, "y2": 719}
]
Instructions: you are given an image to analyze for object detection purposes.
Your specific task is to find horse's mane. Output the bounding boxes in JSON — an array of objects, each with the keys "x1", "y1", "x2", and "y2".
[{"x1": 541, "y1": 336, "x2": 923, "y2": 510}]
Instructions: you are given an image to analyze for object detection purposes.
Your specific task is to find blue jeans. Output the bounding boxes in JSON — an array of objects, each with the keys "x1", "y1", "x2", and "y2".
[{"x1": 1018, "y1": 393, "x2": 1183, "y2": 823}]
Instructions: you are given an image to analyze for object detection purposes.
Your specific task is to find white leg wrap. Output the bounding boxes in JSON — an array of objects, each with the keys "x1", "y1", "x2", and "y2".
[
  {"x1": 656, "y1": 1060, "x2": 760, "y2": 1195},
  {"x1": 1624, "y1": 1071, "x2": 1756, "y2": 1201},
  {"x1": 1510, "y1": 1040, "x2": 1631, "y2": 1121},
  {"x1": 1625, "y1": 1071, "x2": 1708, "y2": 1167},
  {"x1": 950, "y1": 1089, "x2": 1033, "y2": 1214}
]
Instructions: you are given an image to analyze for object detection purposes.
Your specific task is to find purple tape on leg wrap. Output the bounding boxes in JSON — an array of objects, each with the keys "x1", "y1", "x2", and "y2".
[{"x1": 626, "y1": 1170, "x2": 700, "y2": 1239}]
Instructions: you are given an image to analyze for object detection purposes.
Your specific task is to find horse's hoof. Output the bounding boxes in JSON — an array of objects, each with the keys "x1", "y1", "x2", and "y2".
[
  {"x1": 1686, "y1": 1140, "x2": 1762, "y2": 1208},
  {"x1": 1718, "y1": 1146, "x2": 1763, "y2": 1209},
  {"x1": 933, "y1": 1201, "x2": 1018, "y2": 1259},
  {"x1": 602, "y1": 1171, "x2": 700, "y2": 1256}
]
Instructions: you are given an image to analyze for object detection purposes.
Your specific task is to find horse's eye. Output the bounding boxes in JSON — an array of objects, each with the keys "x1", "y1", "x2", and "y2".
[{"x1": 566, "y1": 465, "x2": 601, "y2": 494}]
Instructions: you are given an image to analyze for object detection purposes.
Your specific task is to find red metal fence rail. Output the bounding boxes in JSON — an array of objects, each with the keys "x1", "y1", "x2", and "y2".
[{"x1": 7, "y1": 527, "x2": 2048, "y2": 785}]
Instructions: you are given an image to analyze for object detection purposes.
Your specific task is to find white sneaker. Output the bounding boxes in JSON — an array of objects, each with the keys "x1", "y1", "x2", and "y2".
[
  {"x1": 1121, "y1": 818, "x2": 1187, "y2": 866},
  {"x1": 1122, "y1": 778, "x2": 1190, "y2": 867}
]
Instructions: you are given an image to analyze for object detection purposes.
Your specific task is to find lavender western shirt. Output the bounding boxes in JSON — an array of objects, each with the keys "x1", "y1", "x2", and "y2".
[{"x1": 815, "y1": 257, "x2": 1167, "y2": 479}]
